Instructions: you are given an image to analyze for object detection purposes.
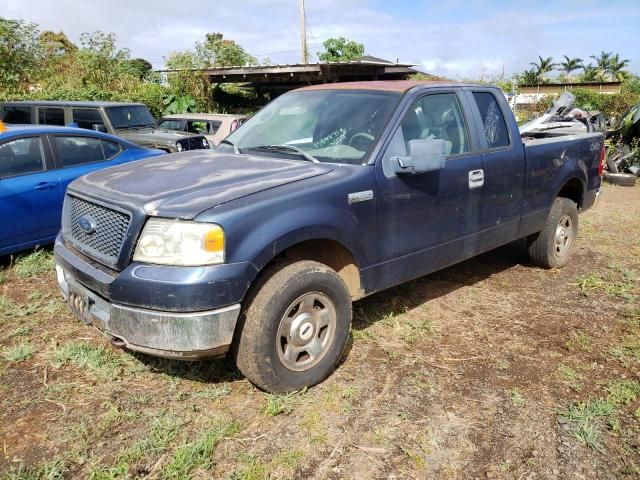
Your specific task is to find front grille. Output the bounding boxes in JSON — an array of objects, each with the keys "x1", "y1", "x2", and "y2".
[
  {"x1": 179, "y1": 136, "x2": 206, "y2": 151},
  {"x1": 67, "y1": 195, "x2": 131, "y2": 265}
]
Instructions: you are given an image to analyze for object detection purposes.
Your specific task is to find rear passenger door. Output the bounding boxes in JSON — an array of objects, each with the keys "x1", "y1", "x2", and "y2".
[
  {"x1": 0, "y1": 135, "x2": 60, "y2": 250},
  {"x1": 49, "y1": 134, "x2": 125, "y2": 197},
  {"x1": 465, "y1": 90, "x2": 525, "y2": 245}
]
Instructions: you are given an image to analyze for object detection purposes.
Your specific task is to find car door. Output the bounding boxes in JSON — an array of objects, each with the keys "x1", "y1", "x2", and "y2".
[
  {"x1": 0, "y1": 135, "x2": 60, "y2": 252},
  {"x1": 374, "y1": 90, "x2": 485, "y2": 290},
  {"x1": 464, "y1": 90, "x2": 525, "y2": 247},
  {"x1": 49, "y1": 134, "x2": 125, "y2": 197}
]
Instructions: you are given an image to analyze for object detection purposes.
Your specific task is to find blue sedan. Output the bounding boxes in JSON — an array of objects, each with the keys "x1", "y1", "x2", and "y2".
[{"x1": 0, "y1": 124, "x2": 165, "y2": 256}]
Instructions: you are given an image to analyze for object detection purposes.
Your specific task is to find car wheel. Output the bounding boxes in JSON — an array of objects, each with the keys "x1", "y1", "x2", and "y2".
[
  {"x1": 603, "y1": 171, "x2": 637, "y2": 187},
  {"x1": 233, "y1": 260, "x2": 352, "y2": 393},
  {"x1": 527, "y1": 197, "x2": 578, "y2": 269}
]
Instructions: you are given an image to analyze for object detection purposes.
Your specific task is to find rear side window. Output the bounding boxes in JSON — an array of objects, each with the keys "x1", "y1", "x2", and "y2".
[
  {"x1": 2, "y1": 106, "x2": 32, "y2": 124},
  {"x1": 0, "y1": 137, "x2": 45, "y2": 178},
  {"x1": 101, "y1": 140, "x2": 122, "y2": 160},
  {"x1": 186, "y1": 120, "x2": 211, "y2": 134},
  {"x1": 53, "y1": 135, "x2": 106, "y2": 167},
  {"x1": 38, "y1": 107, "x2": 65, "y2": 126},
  {"x1": 73, "y1": 109, "x2": 105, "y2": 130},
  {"x1": 472, "y1": 92, "x2": 510, "y2": 148}
]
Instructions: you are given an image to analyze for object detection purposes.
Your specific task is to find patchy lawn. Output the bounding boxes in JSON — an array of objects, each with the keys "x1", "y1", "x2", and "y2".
[{"x1": 1, "y1": 184, "x2": 639, "y2": 479}]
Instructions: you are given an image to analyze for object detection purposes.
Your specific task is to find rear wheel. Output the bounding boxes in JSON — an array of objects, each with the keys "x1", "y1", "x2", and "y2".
[
  {"x1": 528, "y1": 197, "x2": 578, "y2": 269},
  {"x1": 233, "y1": 260, "x2": 352, "y2": 393}
]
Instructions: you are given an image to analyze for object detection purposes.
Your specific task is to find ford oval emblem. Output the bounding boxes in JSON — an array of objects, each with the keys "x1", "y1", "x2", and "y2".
[{"x1": 78, "y1": 215, "x2": 96, "y2": 235}]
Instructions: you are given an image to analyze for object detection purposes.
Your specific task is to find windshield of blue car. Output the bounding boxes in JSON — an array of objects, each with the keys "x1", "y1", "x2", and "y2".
[
  {"x1": 219, "y1": 89, "x2": 401, "y2": 165},
  {"x1": 106, "y1": 106, "x2": 156, "y2": 129}
]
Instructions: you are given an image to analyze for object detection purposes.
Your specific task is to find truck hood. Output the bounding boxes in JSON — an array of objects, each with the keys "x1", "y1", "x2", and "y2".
[{"x1": 69, "y1": 151, "x2": 337, "y2": 218}]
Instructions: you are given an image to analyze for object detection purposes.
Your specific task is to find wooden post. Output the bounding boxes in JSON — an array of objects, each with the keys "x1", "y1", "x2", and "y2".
[{"x1": 300, "y1": 0, "x2": 308, "y2": 64}]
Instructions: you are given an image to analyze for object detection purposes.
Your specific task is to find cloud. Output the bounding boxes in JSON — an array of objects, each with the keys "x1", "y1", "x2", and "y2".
[{"x1": 3, "y1": 0, "x2": 639, "y2": 76}]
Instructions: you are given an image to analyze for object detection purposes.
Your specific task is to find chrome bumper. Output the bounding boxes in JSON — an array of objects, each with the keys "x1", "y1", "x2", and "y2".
[{"x1": 56, "y1": 263, "x2": 240, "y2": 360}]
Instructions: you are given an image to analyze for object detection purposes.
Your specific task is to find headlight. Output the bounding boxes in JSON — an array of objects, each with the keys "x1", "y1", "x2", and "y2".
[
  {"x1": 176, "y1": 141, "x2": 183, "y2": 152},
  {"x1": 202, "y1": 138, "x2": 209, "y2": 148},
  {"x1": 133, "y1": 218, "x2": 225, "y2": 266}
]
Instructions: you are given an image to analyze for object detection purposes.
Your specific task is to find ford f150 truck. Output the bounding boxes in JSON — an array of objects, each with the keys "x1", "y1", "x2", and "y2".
[{"x1": 55, "y1": 81, "x2": 604, "y2": 393}]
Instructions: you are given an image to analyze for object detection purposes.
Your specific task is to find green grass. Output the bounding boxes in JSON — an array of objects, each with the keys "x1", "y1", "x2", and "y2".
[
  {"x1": 576, "y1": 268, "x2": 637, "y2": 300},
  {"x1": 228, "y1": 454, "x2": 269, "y2": 480},
  {"x1": 508, "y1": 387, "x2": 525, "y2": 407},
  {"x1": 609, "y1": 335, "x2": 640, "y2": 365},
  {"x1": 3, "y1": 341, "x2": 36, "y2": 362},
  {"x1": 558, "y1": 365, "x2": 583, "y2": 391},
  {"x1": 14, "y1": 249, "x2": 55, "y2": 278},
  {"x1": 51, "y1": 341, "x2": 132, "y2": 380},
  {"x1": 89, "y1": 414, "x2": 183, "y2": 478},
  {"x1": 559, "y1": 399, "x2": 615, "y2": 451},
  {"x1": 606, "y1": 379, "x2": 640, "y2": 406},
  {"x1": 161, "y1": 420, "x2": 239, "y2": 479},
  {"x1": 0, "y1": 295, "x2": 39, "y2": 320},
  {"x1": 5, "y1": 459, "x2": 67, "y2": 480},
  {"x1": 261, "y1": 388, "x2": 305, "y2": 417},
  {"x1": 565, "y1": 331, "x2": 593, "y2": 352},
  {"x1": 192, "y1": 383, "x2": 231, "y2": 401}
]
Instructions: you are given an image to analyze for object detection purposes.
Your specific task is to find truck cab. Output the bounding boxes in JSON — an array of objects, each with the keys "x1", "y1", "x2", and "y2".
[{"x1": 54, "y1": 81, "x2": 603, "y2": 393}]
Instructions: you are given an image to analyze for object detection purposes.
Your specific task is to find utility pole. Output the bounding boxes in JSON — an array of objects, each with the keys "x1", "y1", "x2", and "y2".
[{"x1": 299, "y1": 0, "x2": 308, "y2": 64}]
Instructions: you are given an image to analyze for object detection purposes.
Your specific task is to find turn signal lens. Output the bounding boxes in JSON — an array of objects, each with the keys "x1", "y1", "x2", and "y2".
[
  {"x1": 0, "y1": 120, "x2": 6, "y2": 133},
  {"x1": 203, "y1": 228, "x2": 225, "y2": 252}
]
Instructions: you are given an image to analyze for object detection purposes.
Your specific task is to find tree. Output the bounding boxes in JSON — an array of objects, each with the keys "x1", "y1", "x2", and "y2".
[
  {"x1": 318, "y1": 37, "x2": 364, "y2": 62},
  {"x1": 608, "y1": 53, "x2": 630, "y2": 82},
  {"x1": 589, "y1": 50, "x2": 612, "y2": 81},
  {"x1": 76, "y1": 31, "x2": 135, "y2": 89},
  {"x1": 0, "y1": 18, "x2": 43, "y2": 90},
  {"x1": 39, "y1": 31, "x2": 77, "y2": 79},
  {"x1": 578, "y1": 64, "x2": 600, "y2": 83},
  {"x1": 517, "y1": 68, "x2": 539, "y2": 85},
  {"x1": 195, "y1": 32, "x2": 256, "y2": 67},
  {"x1": 128, "y1": 58, "x2": 153, "y2": 79},
  {"x1": 558, "y1": 55, "x2": 583, "y2": 76},
  {"x1": 530, "y1": 55, "x2": 556, "y2": 83}
]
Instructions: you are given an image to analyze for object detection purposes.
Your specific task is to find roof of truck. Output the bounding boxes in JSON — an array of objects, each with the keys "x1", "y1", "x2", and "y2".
[{"x1": 297, "y1": 80, "x2": 484, "y2": 93}]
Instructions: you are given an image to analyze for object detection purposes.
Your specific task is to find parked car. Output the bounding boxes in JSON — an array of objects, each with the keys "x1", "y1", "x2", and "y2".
[
  {"x1": 0, "y1": 123, "x2": 165, "y2": 256},
  {"x1": 0, "y1": 101, "x2": 210, "y2": 153},
  {"x1": 55, "y1": 81, "x2": 604, "y2": 393},
  {"x1": 157, "y1": 113, "x2": 247, "y2": 147}
]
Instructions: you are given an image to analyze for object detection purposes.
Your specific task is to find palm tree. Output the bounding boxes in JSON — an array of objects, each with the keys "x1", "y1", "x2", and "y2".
[
  {"x1": 518, "y1": 68, "x2": 539, "y2": 85},
  {"x1": 608, "y1": 53, "x2": 631, "y2": 81},
  {"x1": 558, "y1": 55, "x2": 583, "y2": 76},
  {"x1": 590, "y1": 51, "x2": 613, "y2": 80},
  {"x1": 530, "y1": 55, "x2": 556, "y2": 82},
  {"x1": 580, "y1": 64, "x2": 599, "y2": 83}
]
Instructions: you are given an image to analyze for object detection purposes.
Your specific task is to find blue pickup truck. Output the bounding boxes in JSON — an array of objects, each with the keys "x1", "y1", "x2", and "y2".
[{"x1": 54, "y1": 81, "x2": 603, "y2": 392}]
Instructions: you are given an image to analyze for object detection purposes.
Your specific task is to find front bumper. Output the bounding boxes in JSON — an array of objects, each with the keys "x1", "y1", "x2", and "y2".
[{"x1": 54, "y1": 237, "x2": 245, "y2": 360}]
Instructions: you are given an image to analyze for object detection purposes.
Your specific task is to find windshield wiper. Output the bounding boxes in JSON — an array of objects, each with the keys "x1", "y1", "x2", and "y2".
[
  {"x1": 220, "y1": 139, "x2": 240, "y2": 154},
  {"x1": 247, "y1": 144, "x2": 319, "y2": 163}
]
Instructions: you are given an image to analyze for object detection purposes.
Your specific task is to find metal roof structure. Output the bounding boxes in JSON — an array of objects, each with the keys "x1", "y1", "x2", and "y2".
[{"x1": 159, "y1": 57, "x2": 421, "y2": 96}]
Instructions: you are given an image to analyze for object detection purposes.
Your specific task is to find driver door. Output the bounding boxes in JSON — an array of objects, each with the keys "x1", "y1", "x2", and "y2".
[{"x1": 374, "y1": 91, "x2": 485, "y2": 290}]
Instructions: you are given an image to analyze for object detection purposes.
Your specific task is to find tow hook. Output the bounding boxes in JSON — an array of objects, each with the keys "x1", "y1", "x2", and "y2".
[{"x1": 109, "y1": 336, "x2": 126, "y2": 348}]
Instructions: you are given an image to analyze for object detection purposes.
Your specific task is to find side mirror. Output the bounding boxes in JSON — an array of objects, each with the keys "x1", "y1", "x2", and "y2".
[
  {"x1": 392, "y1": 138, "x2": 447, "y2": 174},
  {"x1": 92, "y1": 123, "x2": 107, "y2": 133}
]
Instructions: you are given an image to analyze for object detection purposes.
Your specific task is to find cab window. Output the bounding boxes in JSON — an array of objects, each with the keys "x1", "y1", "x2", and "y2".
[
  {"x1": 0, "y1": 137, "x2": 46, "y2": 178},
  {"x1": 472, "y1": 92, "x2": 510, "y2": 148}
]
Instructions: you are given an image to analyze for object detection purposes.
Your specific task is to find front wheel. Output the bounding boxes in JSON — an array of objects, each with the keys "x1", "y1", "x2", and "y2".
[
  {"x1": 233, "y1": 260, "x2": 352, "y2": 393},
  {"x1": 527, "y1": 197, "x2": 578, "y2": 269}
]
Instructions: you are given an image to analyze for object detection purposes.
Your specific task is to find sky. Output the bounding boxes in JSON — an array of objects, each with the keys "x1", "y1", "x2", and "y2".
[{"x1": 3, "y1": 0, "x2": 639, "y2": 79}]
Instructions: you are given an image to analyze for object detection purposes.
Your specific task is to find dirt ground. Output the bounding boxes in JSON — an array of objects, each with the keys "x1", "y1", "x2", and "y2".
[{"x1": 1, "y1": 184, "x2": 639, "y2": 480}]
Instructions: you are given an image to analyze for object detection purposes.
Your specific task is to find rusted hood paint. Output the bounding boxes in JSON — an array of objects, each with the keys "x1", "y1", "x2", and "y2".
[{"x1": 69, "y1": 151, "x2": 337, "y2": 219}]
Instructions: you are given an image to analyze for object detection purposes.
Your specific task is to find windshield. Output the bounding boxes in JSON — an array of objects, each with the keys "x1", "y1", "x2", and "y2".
[
  {"x1": 106, "y1": 105, "x2": 156, "y2": 129},
  {"x1": 220, "y1": 89, "x2": 400, "y2": 164}
]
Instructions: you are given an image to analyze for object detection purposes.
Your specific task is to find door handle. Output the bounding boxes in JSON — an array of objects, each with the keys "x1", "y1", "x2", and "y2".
[
  {"x1": 468, "y1": 169, "x2": 484, "y2": 189},
  {"x1": 33, "y1": 182, "x2": 56, "y2": 191}
]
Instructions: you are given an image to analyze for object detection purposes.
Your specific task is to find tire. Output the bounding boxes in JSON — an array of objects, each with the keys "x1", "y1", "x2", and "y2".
[
  {"x1": 233, "y1": 260, "x2": 352, "y2": 393},
  {"x1": 527, "y1": 197, "x2": 578, "y2": 269},
  {"x1": 603, "y1": 171, "x2": 637, "y2": 187}
]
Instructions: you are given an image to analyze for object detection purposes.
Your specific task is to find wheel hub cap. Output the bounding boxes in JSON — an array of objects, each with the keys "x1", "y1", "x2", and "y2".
[
  {"x1": 276, "y1": 292, "x2": 337, "y2": 372},
  {"x1": 554, "y1": 214, "x2": 573, "y2": 257}
]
